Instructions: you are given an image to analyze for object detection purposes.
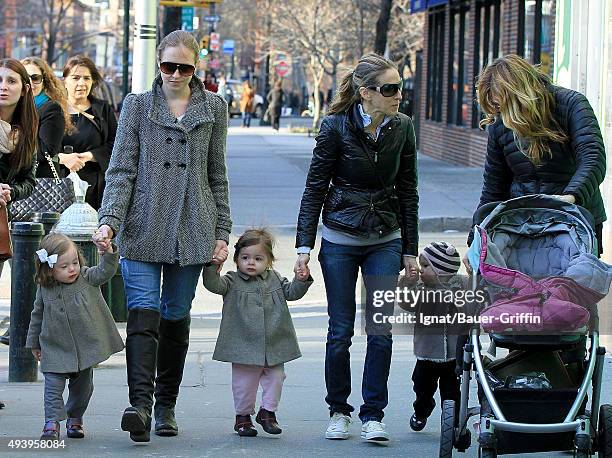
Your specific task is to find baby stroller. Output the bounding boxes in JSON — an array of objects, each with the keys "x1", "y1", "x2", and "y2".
[{"x1": 439, "y1": 195, "x2": 612, "y2": 457}]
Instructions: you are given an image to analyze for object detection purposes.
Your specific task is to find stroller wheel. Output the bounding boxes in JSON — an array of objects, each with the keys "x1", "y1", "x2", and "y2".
[
  {"x1": 599, "y1": 404, "x2": 612, "y2": 457},
  {"x1": 478, "y1": 447, "x2": 497, "y2": 458},
  {"x1": 439, "y1": 400, "x2": 456, "y2": 458}
]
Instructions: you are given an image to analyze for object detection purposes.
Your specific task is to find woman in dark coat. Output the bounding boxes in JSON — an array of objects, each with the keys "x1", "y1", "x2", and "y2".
[
  {"x1": 266, "y1": 80, "x2": 284, "y2": 131},
  {"x1": 471, "y1": 54, "x2": 606, "y2": 256},
  {"x1": 22, "y1": 57, "x2": 72, "y2": 178},
  {"x1": 60, "y1": 56, "x2": 117, "y2": 209},
  {"x1": 294, "y1": 53, "x2": 419, "y2": 442}
]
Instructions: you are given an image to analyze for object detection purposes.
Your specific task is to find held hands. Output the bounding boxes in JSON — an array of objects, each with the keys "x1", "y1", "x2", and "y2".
[
  {"x1": 403, "y1": 256, "x2": 419, "y2": 281},
  {"x1": 210, "y1": 240, "x2": 229, "y2": 273},
  {"x1": 59, "y1": 152, "x2": 92, "y2": 172},
  {"x1": 92, "y1": 225, "x2": 114, "y2": 255},
  {"x1": 294, "y1": 253, "x2": 311, "y2": 281},
  {"x1": 31, "y1": 349, "x2": 41, "y2": 361}
]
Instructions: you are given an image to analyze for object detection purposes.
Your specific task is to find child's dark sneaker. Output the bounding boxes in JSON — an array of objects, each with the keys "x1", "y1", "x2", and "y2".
[
  {"x1": 41, "y1": 420, "x2": 60, "y2": 441},
  {"x1": 410, "y1": 413, "x2": 427, "y2": 431},
  {"x1": 234, "y1": 415, "x2": 257, "y2": 437},
  {"x1": 66, "y1": 418, "x2": 84, "y2": 438},
  {"x1": 255, "y1": 408, "x2": 282, "y2": 434}
]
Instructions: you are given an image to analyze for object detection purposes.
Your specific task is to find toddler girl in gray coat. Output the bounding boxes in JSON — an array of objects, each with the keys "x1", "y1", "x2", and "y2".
[
  {"x1": 26, "y1": 233, "x2": 124, "y2": 441},
  {"x1": 202, "y1": 228, "x2": 313, "y2": 437}
]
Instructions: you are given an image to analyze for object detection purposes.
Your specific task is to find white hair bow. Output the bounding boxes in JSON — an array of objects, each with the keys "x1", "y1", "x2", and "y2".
[{"x1": 36, "y1": 249, "x2": 58, "y2": 268}]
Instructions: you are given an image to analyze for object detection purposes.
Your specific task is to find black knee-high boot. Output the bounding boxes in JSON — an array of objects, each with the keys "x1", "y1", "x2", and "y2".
[
  {"x1": 121, "y1": 308, "x2": 160, "y2": 442},
  {"x1": 154, "y1": 315, "x2": 191, "y2": 436}
]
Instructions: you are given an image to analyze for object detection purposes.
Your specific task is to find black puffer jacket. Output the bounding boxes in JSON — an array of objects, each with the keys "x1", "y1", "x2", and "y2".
[
  {"x1": 478, "y1": 86, "x2": 606, "y2": 226},
  {"x1": 296, "y1": 104, "x2": 418, "y2": 255}
]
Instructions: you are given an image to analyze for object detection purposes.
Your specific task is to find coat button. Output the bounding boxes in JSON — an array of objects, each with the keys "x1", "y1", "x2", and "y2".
[
  {"x1": 164, "y1": 162, "x2": 171, "y2": 169},
  {"x1": 178, "y1": 163, "x2": 186, "y2": 169},
  {"x1": 166, "y1": 138, "x2": 173, "y2": 144},
  {"x1": 60, "y1": 308, "x2": 64, "y2": 312},
  {"x1": 180, "y1": 139, "x2": 187, "y2": 145}
]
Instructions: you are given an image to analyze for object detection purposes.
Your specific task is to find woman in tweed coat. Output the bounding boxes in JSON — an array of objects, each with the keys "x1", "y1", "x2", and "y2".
[{"x1": 94, "y1": 31, "x2": 232, "y2": 442}]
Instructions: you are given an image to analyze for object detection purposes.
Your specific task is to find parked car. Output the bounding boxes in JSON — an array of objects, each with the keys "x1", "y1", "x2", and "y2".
[{"x1": 225, "y1": 79, "x2": 264, "y2": 118}]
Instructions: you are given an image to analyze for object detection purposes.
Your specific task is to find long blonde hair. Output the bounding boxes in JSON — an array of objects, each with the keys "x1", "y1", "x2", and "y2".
[
  {"x1": 328, "y1": 53, "x2": 397, "y2": 115},
  {"x1": 21, "y1": 56, "x2": 73, "y2": 135},
  {"x1": 476, "y1": 54, "x2": 568, "y2": 165}
]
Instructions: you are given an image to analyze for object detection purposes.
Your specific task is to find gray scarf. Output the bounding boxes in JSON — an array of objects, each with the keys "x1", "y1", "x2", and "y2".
[{"x1": 0, "y1": 119, "x2": 18, "y2": 155}]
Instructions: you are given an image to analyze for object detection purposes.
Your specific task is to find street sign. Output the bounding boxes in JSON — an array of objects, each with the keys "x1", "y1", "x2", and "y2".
[
  {"x1": 210, "y1": 32, "x2": 220, "y2": 52},
  {"x1": 209, "y1": 58, "x2": 220, "y2": 69},
  {"x1": 222, "y1": 39, "x2": 234, "y2": 55},
  {"x1": 181, "y1": 7, "x2": 194, "y2": 31},
  {"x1": 275, "y1": 60, "x2": 290, "y2": 77},
  {"x1": 203, "y1": 14, "x2": 221, "y2": 22}
]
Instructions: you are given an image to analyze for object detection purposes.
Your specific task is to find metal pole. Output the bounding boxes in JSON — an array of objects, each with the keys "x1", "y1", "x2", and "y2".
[
  {"x1": 8, "y1": 222, "x2": 44, "y2": 382},
  {"x1": 132, "y1": 0, "x2": 157, "y2": 94},
  {"x1": 122, "y1": 0, "x2": 130, "y2": 99}
]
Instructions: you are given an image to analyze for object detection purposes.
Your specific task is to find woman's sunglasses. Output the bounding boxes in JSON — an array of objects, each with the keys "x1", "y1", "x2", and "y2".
[
  {"x1": 367, "y1": 81, "x2": 403, "y2": 97},
  {"x1": 159, "y1": 62, "x2": 196, "y2": 77},
  {"x1": 29, "y1": 74, "x2": 43, "y2": 84}
]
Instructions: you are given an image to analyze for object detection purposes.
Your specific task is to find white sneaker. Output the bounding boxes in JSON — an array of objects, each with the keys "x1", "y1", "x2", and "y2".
[
  {"x1": 325, "y1": 412, "x2": 351, "y2": 440},
  {"x1": 361, "y1": 420, "x2": 390, "y2": 442}
]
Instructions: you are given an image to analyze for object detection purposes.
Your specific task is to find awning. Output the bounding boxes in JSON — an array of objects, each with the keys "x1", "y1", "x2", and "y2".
[{"x1": 410, "y1": 0, "x2": 448, "y2": 13}]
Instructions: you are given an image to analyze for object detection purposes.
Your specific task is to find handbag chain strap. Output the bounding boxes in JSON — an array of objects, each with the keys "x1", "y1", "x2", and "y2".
[{"x1": 43, "y1": 152, "x2": 61, "y2": 184}]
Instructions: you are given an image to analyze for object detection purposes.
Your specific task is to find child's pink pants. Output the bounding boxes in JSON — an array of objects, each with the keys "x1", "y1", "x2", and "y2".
[{"x1": 231, "y1": 363, "x2": 285, "y2": 415}]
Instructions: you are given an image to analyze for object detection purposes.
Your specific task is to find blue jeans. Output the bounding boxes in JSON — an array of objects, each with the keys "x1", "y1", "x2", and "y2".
[
  {"x1": 120, "y1": 259, "x2": 203, "y2": 321},
  {"x1": 318, "y1": 238, "x2": 402, "y2": 422},
  {"x1": 242, "y1": 111, "x2": 252, "y2": 127}
]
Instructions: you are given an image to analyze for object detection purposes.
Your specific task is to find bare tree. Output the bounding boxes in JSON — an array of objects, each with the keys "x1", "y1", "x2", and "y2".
[
  {"x1": 387, "y1": 0, "x2": 424, "y2": 73},
  {"x1": 41, "y1": 0, "x2": 75, "y2": 64},
  {"x1": 374, "y1": 0, "x2": 393, "y2": 55}
]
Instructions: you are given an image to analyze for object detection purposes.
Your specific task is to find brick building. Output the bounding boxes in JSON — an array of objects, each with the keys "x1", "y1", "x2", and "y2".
[{"x1": 410, "y1": 0, "x2": 557, "y2": 166}]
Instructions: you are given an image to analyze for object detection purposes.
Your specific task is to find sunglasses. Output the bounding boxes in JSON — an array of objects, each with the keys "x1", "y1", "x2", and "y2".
[
  {"x1": 367, "y1": 81, "x2": 403, "y2": 97},
  {"x1": 29, "y1": 74, "x2": 43, "y2": 84},
  {"x1": 159, "y1": 62, "x2": 196, "y2": 77}
]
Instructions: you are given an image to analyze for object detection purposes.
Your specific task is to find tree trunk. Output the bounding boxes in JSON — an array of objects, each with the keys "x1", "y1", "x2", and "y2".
[
  {"x1": 310, "y1": 57, "x2": 324, "y2": 130},
  {"x1": 46, "y1": 34, "x2": 55, "y2": 65},
  {"x1": 374, "y1": 0, "x2": 393, "y2": 55}
]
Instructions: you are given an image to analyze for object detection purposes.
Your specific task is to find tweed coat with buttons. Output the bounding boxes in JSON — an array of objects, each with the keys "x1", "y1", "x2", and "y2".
[
  {"x1": 25, "y1": 250, "x2": 125, "y2": 373},
  {"x1": 202, "y1": 265, "x2": 313, "y2": 366},
  {"x1": 98, "y1": 75, "x2": 232, "y2": 266}
]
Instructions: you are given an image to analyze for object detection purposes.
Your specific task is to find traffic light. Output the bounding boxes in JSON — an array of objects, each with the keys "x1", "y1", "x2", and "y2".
[{"x1": 200, "y1": 35, "x2": 209, "y2": 50}]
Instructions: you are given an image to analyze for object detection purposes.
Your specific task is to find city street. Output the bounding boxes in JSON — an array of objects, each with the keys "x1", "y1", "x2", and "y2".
[{"x1": 1, "y1": 127, "x2": 611, "y2": 457}]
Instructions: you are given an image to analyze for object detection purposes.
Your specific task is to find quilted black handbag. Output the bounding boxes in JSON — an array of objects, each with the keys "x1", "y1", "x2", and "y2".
[{"x1": 10, "y1": 152, "x2": 76, "y2": 222}]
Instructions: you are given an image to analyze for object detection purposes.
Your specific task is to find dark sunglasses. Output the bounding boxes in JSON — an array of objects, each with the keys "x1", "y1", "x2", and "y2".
[
  {"x1": 159, "y1": 62, "x2": 196, "y2": 77},
  {"x1": 367, "y1": 80, "x2": 403, "y2": 97},
  {"x1": 29, "y1": 74, "x2": 43, "y2": 84}
]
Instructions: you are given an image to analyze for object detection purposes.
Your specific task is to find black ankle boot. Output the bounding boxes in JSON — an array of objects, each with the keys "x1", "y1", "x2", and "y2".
[
  {"x1": 121, "y1": 309, "x2": 160, "y2": 442},
  {"x1": 154, "y1": 316, "x2": 190, "y2": 437}
]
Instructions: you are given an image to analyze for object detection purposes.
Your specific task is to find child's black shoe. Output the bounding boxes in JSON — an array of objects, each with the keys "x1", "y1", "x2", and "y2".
[
  {"x1": 255, "y1": 408, "x2": 282, "y2": 434},
  {"x1": 234, "y1": 415, "x2": 257, "y2": 437},
  {"x1": 41, "y1": 420, "x2": 60, "y2": 441},
  {"x1": 410, "y1": 413, "x2": 427, "y2": 431},
  {"x1": 66, "y1": 418, "x2": 84, "y2": 438}
]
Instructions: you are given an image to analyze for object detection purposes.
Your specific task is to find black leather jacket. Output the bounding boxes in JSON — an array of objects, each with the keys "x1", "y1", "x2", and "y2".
[
  {"x1": 296, "y1": 104, "x2": 419, "y2": 255},
  {"x1": 478, "y1": 85, "x2": 607, "y2": 226}
]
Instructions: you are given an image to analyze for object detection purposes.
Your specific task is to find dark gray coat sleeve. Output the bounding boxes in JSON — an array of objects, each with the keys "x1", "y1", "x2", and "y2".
[
  {"x1": 561, "y1": 92, "x2": 606, "y2": 206},
  {"x1": 98, "y1": 94, "x2": 140, "y2": 235},
  {"x1": 201, "y1": 264, "x2": 231, "y2": 295},
  {"x1": 278, "y1": 272, "x2": 313, "y2": 301}
]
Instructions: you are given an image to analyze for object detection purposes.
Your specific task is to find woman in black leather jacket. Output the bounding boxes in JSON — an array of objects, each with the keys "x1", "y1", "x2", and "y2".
[
  {"x1": 294, "y1": 53, "x2": 419, "y2": 442},
  {"x1": 472, "y1": 54, "x2": 606, "y2": 256}
]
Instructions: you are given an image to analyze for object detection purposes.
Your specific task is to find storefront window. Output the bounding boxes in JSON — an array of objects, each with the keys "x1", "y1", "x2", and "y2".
[
  {"x1": 426, "y1": 9, "x2": 445, "y2": 121},
  {"x1": 522, "y1": 0, "x2": 555, "y2": 74},
  {"x1": 447, "y1": 4, "x2": 470, "y2": 126},
  {"x1": 472, "y1": 0, "x2": 503, "y2": 128}
]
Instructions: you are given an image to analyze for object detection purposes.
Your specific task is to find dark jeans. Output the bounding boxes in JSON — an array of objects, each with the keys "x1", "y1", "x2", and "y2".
[
  {"x1": 242, "y1": 111, "x2": 252, "y2": 127},
  {"x1": 319, "y1": 238, "x2": 401, "y2": 422},
  {"x1": 412, "y1": 359, "x2": 460, "y2": 420}
]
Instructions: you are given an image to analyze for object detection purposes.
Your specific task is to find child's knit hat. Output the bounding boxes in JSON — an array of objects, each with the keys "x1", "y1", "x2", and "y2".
[{"x1": 421, "y1": 241, "x2": 461, "y2": 276}]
